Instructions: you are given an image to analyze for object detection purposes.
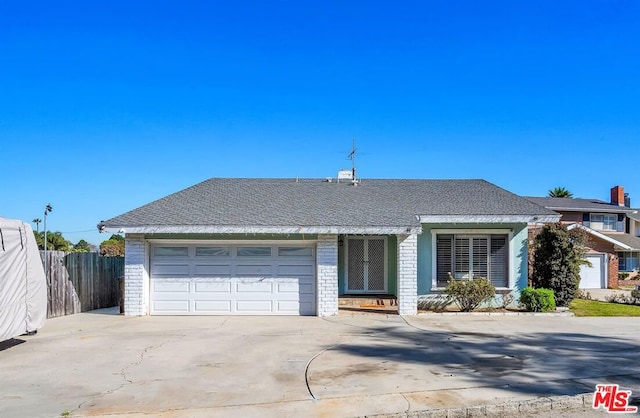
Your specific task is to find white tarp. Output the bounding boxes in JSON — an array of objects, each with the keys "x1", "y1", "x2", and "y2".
[{"x1": 0, "y1": 217, "x2": 47, "y2": 341}]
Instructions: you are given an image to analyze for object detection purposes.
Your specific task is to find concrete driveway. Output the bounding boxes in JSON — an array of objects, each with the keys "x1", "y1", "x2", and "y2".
[{"x1": 1, "y1": 310, "x2": 638, "y2": 418}]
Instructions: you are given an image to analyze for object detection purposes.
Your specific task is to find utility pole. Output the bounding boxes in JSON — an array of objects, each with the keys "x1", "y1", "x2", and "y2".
[{"x1": 43, "y1": 204, "x2": 52, "y2": 279}]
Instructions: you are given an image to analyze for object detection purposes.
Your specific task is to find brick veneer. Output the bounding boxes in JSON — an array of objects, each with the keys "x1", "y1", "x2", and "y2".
[
  {"x1": 316, "y1": 234, "x2": 339, "y2": 316},
  {"x1": 124, "y1": 235, "x2": 148, "y2": 316},
  {"x1": 397, "y1": 233, "x2": 418, "y2": 315}
]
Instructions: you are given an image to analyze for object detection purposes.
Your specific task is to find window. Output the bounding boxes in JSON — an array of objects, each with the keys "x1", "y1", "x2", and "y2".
[
  {"x1": 153, "y1": 247, "x2": 189, "y2": 257},
  {"x1": 237, "y1": 246, "x2": 271, "y2": 257},
  {"x1": 436, "y1": 234, "x2": 509, "y2": 288},
  {"x1": 590, "y1": 213, "x2": 617, "y2": 231},
  {"x1": 195, "y1": 247, "x2": 230, "y2": 257},
  {"x1": 277, "y1": 247, "x2": 313, "y2": 257},
  {"x1": 618, "y1": 252, "x2": 639, "y2": 271}
]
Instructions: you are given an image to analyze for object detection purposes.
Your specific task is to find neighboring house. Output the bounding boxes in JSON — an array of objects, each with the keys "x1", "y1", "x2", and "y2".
[
  {"x1": 623, "y1": 210, "x2": 640, "y2": 274},
  {"x1": 526, "y1": 186, "x2": 640, "y2": 289},
  {"x1": 98, "y1": 177, "x2": 558, "y2": 317}
]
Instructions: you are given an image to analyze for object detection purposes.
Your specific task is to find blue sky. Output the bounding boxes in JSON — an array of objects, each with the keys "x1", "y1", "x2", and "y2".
[{"x1": 1, "y1": 1, "x2": 638, "y2": 246}]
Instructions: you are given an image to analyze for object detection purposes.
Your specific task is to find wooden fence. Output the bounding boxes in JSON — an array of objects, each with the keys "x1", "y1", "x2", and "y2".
[
  {"x1": 41, "y1": 251, "x2": 124, "y2": 318},
  {"x1": 42, "y1": 251, "x2": 81, "y2": 318}
]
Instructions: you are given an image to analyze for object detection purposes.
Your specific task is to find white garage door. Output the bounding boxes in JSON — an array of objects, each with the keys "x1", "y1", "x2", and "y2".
[
  {"x1": 150, "y1": 243, "x2": 316, "y2": 315},
  {"x1": 579, "y1": 254, "x2": 605, "y2": 289}
]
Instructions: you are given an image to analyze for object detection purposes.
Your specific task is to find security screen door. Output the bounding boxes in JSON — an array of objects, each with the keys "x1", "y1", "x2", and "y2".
[{"x1": 347, "y1": 237, "x2": 386, "y2": 293}]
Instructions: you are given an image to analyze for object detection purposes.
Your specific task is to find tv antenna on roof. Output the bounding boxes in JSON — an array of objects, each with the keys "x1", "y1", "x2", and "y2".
[{"x1": 347, "y1": 139, "x2": 357, "y2": 182}]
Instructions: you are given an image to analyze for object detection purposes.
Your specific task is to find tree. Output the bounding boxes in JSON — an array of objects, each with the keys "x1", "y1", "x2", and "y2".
[
  {"x1": 100, "y1": 234, "x2": 125, "y2": 257},
  {"x1": 530, "y1": 223, "x2": 588, "y2": 307},
  {"x1": 33, "y1": 231, "x2": 72, "y2": 251},
  {"x1": 548, "y1": 187, "x2": 573, "y2": 198},
  {"x1": 32, "y1": 218, "x2": 42, "y2": 233},
  {"x1": 73, "y1": 239, "x2": 92, "y2": 253}
]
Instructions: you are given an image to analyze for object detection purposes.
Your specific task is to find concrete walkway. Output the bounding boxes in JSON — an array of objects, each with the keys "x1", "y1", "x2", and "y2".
[{"x1": 1, "y1": 309, "x2": 638, "y2": 417}]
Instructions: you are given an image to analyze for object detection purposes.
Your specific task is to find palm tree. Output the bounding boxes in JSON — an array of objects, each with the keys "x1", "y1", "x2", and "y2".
[
  {"x1": 32, "y1": 218, "x2": 42, "y2": 233},
  {"x1": 548, "y1": 187, "x2": 573, "y2": 198}
]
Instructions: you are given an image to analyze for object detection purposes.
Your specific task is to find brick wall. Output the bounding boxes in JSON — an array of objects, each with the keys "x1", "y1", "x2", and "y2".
[
  {"x1": 124, "y1": 235, "x2": 147, "y2": 316},
  {"x1": 397, "y1": 233, "x2": 418, "y2": 315},
  {"x1": 316, "y1": 234, "x2": 338, "y2": 316}
]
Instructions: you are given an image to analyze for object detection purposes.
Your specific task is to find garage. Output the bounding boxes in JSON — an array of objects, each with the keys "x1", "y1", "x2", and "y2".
[
  {"x1": 579, "y1": 254, "x2": 606, "y2": 289},
  {"x1": 150, "y1": 243, "x2": 316, "y2": 315}
]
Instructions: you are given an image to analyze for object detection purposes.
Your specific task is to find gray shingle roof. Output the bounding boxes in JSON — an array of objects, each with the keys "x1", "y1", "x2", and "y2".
[
  {"x1": 627, "y1": 210, "x2": 640, "y2": 222},
  {"x1": 525, "y1": 197, "x2": 632, "y2": 213},
  {"x1": 602, "y1": 233, "x2": 640, "y2": 251},
  {"x1": 100, "y1": 178, "x2": 558, "y2": 233}
]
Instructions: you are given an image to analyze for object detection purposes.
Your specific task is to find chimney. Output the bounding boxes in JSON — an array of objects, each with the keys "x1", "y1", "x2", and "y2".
[
  {"x1": 624, "y1": 193, "x2": 631, "y2": 207},
  {"x1": 611, "y1": 185, "x2": 625, "y2": 206}
]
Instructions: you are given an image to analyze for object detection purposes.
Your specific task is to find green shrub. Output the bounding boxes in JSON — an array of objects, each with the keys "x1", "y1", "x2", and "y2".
[
  {"x1": 530, "y1": 223, "x2": 588, "y2": 307},
  {"x1": 445, "y1": 276, "x2": 496, "y2": 312},
  {"x1": 519, "y1": 287, "x2": 556, "y2": 312},
  {"x1": 619, "y1": 272, "x2": 630, "y2": 280}
]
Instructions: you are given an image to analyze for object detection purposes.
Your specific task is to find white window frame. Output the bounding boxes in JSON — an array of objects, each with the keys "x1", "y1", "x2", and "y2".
[{"x1": 431, "y1": 229, "x2": 514, "y2": 290}]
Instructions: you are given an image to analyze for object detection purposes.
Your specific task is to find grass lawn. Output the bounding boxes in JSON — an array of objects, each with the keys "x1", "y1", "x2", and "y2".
[{"x1": 570, "y1": 299, "x2": 640, "y2": 317}]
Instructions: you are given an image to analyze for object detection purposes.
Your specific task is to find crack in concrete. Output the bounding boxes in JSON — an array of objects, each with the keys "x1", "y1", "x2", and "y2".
[
  {"x1": 303, "y1": 317, "x2": 373, "y2": 400},
  {"x1": 72, "y1": 333, "x2": 186, "y2": 414},
  {"x1": 400, "y1": 393, "x2": 411, "y2": 413}
]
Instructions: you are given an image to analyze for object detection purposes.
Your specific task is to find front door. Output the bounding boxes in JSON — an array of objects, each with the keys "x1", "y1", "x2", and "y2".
[{"x1": 346, "y1": 237, "x2": 386, "y2": 293}]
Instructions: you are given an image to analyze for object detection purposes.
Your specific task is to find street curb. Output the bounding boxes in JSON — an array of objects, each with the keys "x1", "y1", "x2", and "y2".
[{"x1": 363, "y1": 393, "x2": 593, "y2": 417}]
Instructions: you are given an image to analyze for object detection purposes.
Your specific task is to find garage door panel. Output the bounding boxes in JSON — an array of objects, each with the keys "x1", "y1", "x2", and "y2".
[
  {"x1": 154, "y1": 280, "x2": 190, "y2": 293},
  {"x1": 277, "y1": 282, "x2": 299, "y2": 293},
  {"x1": 236, "y1": 300, "x2": 273, "y2": 312},
  {"x1": 277, "y1": 264, "x2": 315, "y2": 275},
  {"x1": 236, "y1": 265, "x2": 273, "y2": 276},
  {"x1": 278, "y1": 300, "x2": 300, "y2": 312},
  {"x1": 153, "y1": 264, "x2": 190, "y2": 276},
  {"x1": 194, "y1": 264, "x2": 231, "y2": 275},
  {"x1": 194, "y1": 281, "x2": 232, "y2": 293},
  {"x1": 236, "y1": 281, "x2": 273, "y2": 293},
  {"x1": 153, "y1": 300, "x2": 190, "y2": 313},
  {"x1": 195, "y1": 300, "x2": 231, "y2": 313},
  {"x1": 300, "y1": 302, "x2": 314, "y2": 315},
  {"x1": 299, "y1": 282, "x2": 314, "y2": 294},
  {"x1": 151, "y1": 243, "x2": 316, "y2": 315}
]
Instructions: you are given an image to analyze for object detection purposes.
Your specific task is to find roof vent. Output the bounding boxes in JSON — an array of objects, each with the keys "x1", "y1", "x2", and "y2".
[{"x1": 337, "y1": 169, "x2": 353, "y2": 182}]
